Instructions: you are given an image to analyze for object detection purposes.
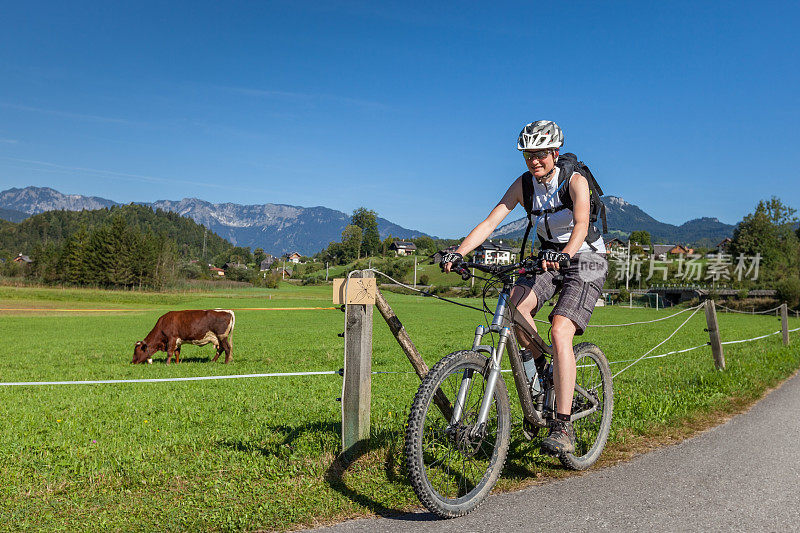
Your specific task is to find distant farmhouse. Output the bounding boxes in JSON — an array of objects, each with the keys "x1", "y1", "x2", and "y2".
[
  {"x1": 260, "y1": 254, "x2": 276, "y2": 271},
  {"x1": 389, "y1": 241, "x2": 417, "y2": 256},
  {"x1": 717, "y1": 237, "x2": 732, "y2": 253},
  {"x1": 606, "y1": 240, "x2": 694, "y2": 259},
  {"x1": 474, "y1": 241, "x2": 515, "y2": 265},
  {"x1": 285, "y1": 252, "x2": 303, "y2": 264},
  {"x1": 650, "y1": 244, "x2": 693, "y2": 260},
  {"x1": 13, "y1": 253, "x2": 32, "y2": 264}
]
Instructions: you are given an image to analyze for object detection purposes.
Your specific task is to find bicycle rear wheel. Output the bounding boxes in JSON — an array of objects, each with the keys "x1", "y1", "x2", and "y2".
[
  {"x1": 559, "y1": 342, "x2": 613, "y2": 470},
  {"x1": 405, "y1": 350, "x2": 511, "y2": 518}
]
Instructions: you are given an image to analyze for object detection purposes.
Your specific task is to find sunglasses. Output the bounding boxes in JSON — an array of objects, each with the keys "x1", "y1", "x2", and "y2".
[{"x1": 522, "y1": 150, "x2": 552, "y2": 161}]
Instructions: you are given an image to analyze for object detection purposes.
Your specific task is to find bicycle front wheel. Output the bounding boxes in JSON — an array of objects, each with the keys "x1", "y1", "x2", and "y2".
[
  {"x1": 560, "y1": 342, "x2": 613, "y2": 470},
  {"x1": 405, "y1": 350, "x2": 511, "y2": 518}
]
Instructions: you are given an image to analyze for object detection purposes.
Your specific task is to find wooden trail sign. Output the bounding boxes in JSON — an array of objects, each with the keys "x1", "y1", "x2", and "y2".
[{"x1": 333, "y1": 277, "x2": 376, "y2": 305}]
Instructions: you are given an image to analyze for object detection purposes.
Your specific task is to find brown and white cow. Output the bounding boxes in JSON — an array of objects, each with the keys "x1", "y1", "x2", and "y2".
[{"x1": 133, "y1": 309, "x2": 235, "y2": 364}]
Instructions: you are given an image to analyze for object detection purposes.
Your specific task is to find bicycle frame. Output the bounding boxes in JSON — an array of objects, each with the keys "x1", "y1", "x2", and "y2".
[{"x1": 449, "y1": 263, "x2": 601, "y2": 434}]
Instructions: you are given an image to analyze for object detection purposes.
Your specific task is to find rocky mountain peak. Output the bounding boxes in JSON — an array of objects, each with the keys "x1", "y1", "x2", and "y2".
[{"x1": 0, "y1": 186, "x2": 428, "y2": 255}]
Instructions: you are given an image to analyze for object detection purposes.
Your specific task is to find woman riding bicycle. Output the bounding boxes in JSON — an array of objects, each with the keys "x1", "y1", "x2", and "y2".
[{"x1": 442, "y1": 120, "x2": 608, "y2": 455}]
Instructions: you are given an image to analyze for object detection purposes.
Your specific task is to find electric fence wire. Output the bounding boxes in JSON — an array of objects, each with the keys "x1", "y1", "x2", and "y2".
[
  {"x1": 587, "y1": 303, "x2": 705, "y2": 327},
  {"x1": 610, "y1": 305, "x2": 705, "y2": 379},
  {"x1": 716, "y1": 303, "x2": 785, "y2": 315},
  {"x1": 720, "y1": 326, "x2": 800, "y2": 345},
  {"x1": 0, "y1": 371, "x2": 343, "y2": 387}
]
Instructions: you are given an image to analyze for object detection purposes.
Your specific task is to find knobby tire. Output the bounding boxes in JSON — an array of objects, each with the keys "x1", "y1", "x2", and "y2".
[
  {"x1": 404, "y1": 350, "x2": 511, "y2": 518},
  {"x1": 559, "y1": 342, "x2": 614, "y2": 470}
]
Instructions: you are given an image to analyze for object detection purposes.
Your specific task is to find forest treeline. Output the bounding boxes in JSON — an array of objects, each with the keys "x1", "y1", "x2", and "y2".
[{"x1": 0, "y1": 205, "x2": 233, "y2": 288}]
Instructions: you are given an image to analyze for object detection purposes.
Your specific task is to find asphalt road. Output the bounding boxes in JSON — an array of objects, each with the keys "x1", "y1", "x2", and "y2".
[{"x1": 315, "y1": 371, "x2": 800, "y2": 532}]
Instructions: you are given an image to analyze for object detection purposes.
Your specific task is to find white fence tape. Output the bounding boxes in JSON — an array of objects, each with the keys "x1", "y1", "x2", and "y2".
[{"x1": 0, "y1": 371, "x2": 341, "y2": 387}]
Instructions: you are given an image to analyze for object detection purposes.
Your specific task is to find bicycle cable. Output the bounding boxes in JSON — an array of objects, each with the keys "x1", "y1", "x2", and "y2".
[{"x1": 359, "y1": 268, "x2": 487, "y2": 313}]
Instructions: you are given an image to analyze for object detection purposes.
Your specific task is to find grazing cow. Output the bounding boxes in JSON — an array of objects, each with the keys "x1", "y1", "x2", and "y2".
[{"x1": 133, "y1": 309, "x2": 235, "y2": 364}]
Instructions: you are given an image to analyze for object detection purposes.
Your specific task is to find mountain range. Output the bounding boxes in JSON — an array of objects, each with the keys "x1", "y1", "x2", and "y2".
[
  {"x1": 0, "y1": 187, "x2": 430, "y2": 256},
  {"x1": 492, "y1": 195, "x2": 736, "y2": 247},
  {"x1": 0, "y1": 187, "x2": 737, "y2": 254}
]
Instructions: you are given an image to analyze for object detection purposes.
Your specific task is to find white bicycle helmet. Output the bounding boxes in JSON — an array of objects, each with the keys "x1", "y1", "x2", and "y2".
[{"x1": 517, "y1": 120, "x2": 564, "y2": 151}]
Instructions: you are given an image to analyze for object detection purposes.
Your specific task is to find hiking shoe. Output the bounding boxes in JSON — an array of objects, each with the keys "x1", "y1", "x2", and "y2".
[{"x1": 541, "y1": 419, "x2": 575, "y2": 455}]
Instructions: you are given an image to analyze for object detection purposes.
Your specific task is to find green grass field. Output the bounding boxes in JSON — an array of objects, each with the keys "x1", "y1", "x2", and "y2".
[{"x1": 0, "y1": 283, "x2": 798, "y2": 531}]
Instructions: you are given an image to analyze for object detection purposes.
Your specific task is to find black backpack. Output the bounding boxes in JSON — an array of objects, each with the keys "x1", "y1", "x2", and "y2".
[{"x1": 518, "y1": 152, "x2": 608, "y2": 257}]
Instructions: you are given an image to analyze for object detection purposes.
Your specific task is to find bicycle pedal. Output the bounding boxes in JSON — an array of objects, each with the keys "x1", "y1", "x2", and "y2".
[{"x1": 540, "y1": 447, "x2": 560, "y2": 457}]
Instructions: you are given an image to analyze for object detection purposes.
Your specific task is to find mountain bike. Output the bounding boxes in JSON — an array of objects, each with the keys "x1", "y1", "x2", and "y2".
[{"x1": 404, "y1": 257, "x2": 613, "y2": 518}]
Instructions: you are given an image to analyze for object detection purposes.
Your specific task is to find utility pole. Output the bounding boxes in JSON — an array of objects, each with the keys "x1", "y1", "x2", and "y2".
[
  {"x1": 414, "y1": 256, "x2": 417, "y2": 288},
  {"x1": 202, "y1": 228, "x2": 207, "y2": 260},
  {"x1": 326, "y1": 261, "x2": 329, "y2": 282},
  {"x1": 625, "y1": 239, "x2": 631, "y2": 291},
  {"x1": 282, "y1": 259, "x2": 286, "y2": 280}
]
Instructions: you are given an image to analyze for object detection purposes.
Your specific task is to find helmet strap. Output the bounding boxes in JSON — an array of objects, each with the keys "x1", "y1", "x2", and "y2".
[{"x1": 536, "y1": 165, "x2": 557, "y2": 184}]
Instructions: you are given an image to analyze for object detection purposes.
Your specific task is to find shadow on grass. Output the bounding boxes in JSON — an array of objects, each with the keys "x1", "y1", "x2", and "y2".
[
  {"x1": 218, "y1": 420, "x2": 562, "y2": 523},
  {"x1": 218, "y1": 420, "x2": 444, "y2": 521},
  {"x1": 503, "y1": 432, "x2": 567, "y2": 479}
]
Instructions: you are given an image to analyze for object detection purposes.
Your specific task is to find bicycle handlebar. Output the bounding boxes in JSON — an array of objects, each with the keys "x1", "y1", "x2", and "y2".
[{"x1": 451, "y1": 258, "x2": 545, "y2": 281}]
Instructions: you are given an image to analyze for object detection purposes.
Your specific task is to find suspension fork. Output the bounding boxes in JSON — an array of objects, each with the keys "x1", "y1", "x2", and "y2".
[
  {"x1": 448, "y1": 325, "x2": 489, "y2": 424},
  {"x1": 449, "y1": 324, "x2": 509, "y2": 431},
  {"x1": 457, "y1": 327, "x2": 511, "y2": 437}
]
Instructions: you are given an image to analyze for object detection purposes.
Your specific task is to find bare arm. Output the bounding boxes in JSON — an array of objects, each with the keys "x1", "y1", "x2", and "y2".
[{"x1": 444, "y1": 177, "x2": 523, "y2": 271}]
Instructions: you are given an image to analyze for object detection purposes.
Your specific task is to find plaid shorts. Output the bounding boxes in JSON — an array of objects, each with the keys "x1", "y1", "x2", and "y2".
[{"x1": 515, "y1": 253, "x2": 608, "y2": 335}]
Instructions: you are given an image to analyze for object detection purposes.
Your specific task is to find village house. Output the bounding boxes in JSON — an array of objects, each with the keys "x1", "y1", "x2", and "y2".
[
  {"x1": 389, "y1": 241, "x2": 417, "y2": 256},
  {"x1": 208, "y1": 266, "x2": 225, "y2": 277},
  {"x1": 223, "y1": 262, "x2": 247, "y2": 270},
  {"x1": 651, "y1": 245, "x2": 673, "y2": 260},
  {"x1": 650, "y1": 244, "x2": 694, "y2": 260},
  {"x1": 670, "y1": 244, "x2": 693, "y2": 255},
  {"x1": 717, "y1": 237, "x2": 732, "y2": 253},
  {"x1": 13, "y1": 253, "x2": 32, "y2": 263},
  {"x1": 285, "y1": 252, "x2": 303, "y2": 264},
  {"x1": 474, "y1": 241, "x2": 515, "y2": 265},
  {"x1": 604, "y1": 238, "x2": 626, "y2": 251},
  {"x1": 259, "y1": 254, "x2": 276, "y2": 271}
]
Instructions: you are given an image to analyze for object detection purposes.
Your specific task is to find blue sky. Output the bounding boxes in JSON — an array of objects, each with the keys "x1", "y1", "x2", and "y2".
[{"x1": 0, "y1": 1, "x2": 798, "y2": 238}]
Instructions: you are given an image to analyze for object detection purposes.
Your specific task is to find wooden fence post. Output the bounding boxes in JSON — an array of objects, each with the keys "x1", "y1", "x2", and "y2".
[
  {"x1": 342, "y1": 271, "x2": 373, "y2": 454},
  {"x1": 705, "y1": 299, "x2": 725, "y2": 370},
  {"x1": 781, "y1": 303, "x2": 789, "y2": 346}
]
